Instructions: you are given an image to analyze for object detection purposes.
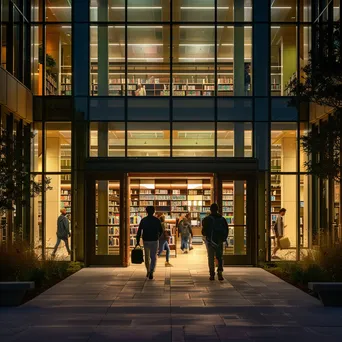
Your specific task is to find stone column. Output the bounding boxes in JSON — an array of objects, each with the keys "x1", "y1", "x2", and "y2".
[{"x1": 234, "y1": 122, "x2": 245, "y2": 255}]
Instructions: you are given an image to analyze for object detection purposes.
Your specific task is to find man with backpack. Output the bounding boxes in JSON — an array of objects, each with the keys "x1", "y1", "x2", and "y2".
[{"x1": 202, "y1": 203, "x2": 229, "y2": 281}]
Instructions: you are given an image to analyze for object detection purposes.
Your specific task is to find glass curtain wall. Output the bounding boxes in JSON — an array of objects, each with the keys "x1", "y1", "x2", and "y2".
[{"x1": 89, "y1": 1, "x2": 254, "y2": 97}]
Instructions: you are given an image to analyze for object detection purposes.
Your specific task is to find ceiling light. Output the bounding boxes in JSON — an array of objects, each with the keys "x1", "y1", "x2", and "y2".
[{"x1": 180, "y1": 7, "x2": 229, "y2": 10}]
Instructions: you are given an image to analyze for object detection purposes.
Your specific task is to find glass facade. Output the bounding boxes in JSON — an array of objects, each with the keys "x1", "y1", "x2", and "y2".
[{"x1": 1, "y1": 1, "x2": 341, "y2": 264}]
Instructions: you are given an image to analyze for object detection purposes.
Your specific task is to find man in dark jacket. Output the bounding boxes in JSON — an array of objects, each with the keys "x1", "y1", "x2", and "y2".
[
  {"x1": 51, "y1": 208, "x2": 71, "y2": 257},
  {"x1": 202, "y1": 203, "x2": 228, "y2": 281},
  {"x1": 136, "y1": 206, "x2": 163, "y2": 279}
]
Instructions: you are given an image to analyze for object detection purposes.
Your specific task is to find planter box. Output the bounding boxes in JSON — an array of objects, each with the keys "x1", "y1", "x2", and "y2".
[
  {"x1": 308, "y1": 282, "x2": 342, "y2": 307},
  {"x1": 0, "y1": 282, "x2": 35, "y2": 306}
]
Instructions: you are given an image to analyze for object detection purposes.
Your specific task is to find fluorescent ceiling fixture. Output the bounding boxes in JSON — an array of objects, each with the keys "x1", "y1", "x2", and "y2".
[
  {"x1": 179, "y1": 44, "x2": 215, "y2": 47},
  {"x1": 90, "y1": 43, "x2": 163, "y2": 46},
  {"x1": 90, "y1": 6, "x2": 162, "y2": 9},
  {"x1": 180, "y1": 7, "x2": 229, "y2": 10},
  {"x1": 61, "y1": 26, "x2": 71, "y2": 28}
]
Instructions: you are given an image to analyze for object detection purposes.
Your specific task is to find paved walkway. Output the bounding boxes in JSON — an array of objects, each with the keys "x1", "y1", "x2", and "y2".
[{"x1": 1, "y1": 245, "x2": 342, "y2": 342}]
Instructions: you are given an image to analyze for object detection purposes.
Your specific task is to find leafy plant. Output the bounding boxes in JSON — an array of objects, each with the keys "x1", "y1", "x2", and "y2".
[{"x1": 287, "y1": 21, "x2": 341, "y2": 181}]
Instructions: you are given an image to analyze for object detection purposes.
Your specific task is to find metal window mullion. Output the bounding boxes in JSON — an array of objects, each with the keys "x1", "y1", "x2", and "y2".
[{"x1": 214, "y1": 0, "x2": 217, "y2": 158}]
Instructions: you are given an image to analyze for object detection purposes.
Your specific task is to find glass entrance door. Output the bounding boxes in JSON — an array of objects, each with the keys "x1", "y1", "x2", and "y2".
[
  {"x1": 218, "y1": 175, "x2": 256, "y2": 265},
  {"x1": 86, "y1": 174, "x2": 126, "y2": 265}
]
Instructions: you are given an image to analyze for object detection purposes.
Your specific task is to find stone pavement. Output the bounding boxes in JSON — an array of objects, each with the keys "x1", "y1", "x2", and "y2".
[{"x1": 1, "y1": 245, "x2": 342, "y2": 342}]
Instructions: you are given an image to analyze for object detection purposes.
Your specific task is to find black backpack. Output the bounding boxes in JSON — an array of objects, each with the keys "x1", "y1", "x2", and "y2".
[{"x1": 131, "y1": 245, "x2": 144, "y2": 264}]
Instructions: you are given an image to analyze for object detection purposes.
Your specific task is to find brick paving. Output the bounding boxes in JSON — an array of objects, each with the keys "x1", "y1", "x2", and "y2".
[{"x1": 1, "y1": 245, "x2": 342, "y2": 341}]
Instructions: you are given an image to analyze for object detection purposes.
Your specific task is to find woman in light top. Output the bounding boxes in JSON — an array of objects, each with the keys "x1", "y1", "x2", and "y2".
[{"x1": 135, "y1": 83, "x2": 146, "y2": 96}]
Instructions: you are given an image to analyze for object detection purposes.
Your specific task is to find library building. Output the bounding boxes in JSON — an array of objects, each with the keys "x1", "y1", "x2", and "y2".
[{"x1": 0, "y1": 1, "x2": 341, "y2": 266}]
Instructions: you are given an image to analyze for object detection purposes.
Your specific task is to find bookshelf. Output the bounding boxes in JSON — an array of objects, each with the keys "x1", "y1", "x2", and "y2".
[
  {"x1": 222, "y1": 182, "x2": 247, "y2": 250},
  {"x1": 95, "y1": 182, "x2": 121, "y2": 254},
  {"x1": 46, "y1": 74, "x2": 57, "y2": 95},
  {"x1": 129, "y1": 178, "x2": 213, "y2": 254},
  {"x1": 60, "y1": 186, "x2": 72, "y2": 220}
]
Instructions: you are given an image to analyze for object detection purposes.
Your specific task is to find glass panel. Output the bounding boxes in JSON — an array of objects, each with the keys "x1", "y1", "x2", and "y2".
[
  {"x1": 300, "y1": 25, "x2": 311, "y2": 84},
  {"x1": 302, "y1": 0, "x2": 312, "y2": 22},
  {"x1": 31, "y1": 175, "x2": 43, "y2": 252},
  {"x1": 217, "y1": 123, "x2": 234, "y2": 157},
  {"x1": 90, "y1": 25, "x2": 125, "y2": 96},
  {"x1": 217, "y1": 0, "x2": 252, "y2": 22},
  {"x1": 31, "y1": 0, "x2": 44, "y2": 22},
  {"x1": 46, "y1": 174, "x2": 72, "y2": 260},
  {"x1": 271, "y1": 0, "x2": 297, "y2": 22},
  {"x1": 96, "y1": 180, "x2": 120, "y2": 256},
  {"x1": 127, "y1": 98, "x2": 170, "y2": 120},
  {"x1": 128, "y1": 0, "x2": 170, "y2": 22},
  {"x1": 271, "y1": 98, "x2": 298, "y2": 121},
  {"x1": 217, "y1": 26, "x2": 252, "y2": 97},
  {"x1": 1, "y1": 23, "x2": 6, "y2": 69},
  {"x1": 270, "y1": 174, "x2": 297, "y2": 261},
  {"x1": 173, "y1": 0, "x2": 215, "y2": 22},
  {"x1": 89, "y1": 122, "x2": 125, "y2": 157},
  {"x1": 32, "y1": 123, "x2": 43, "y2": 172},
  {"x1": 222, "y1": 181, "x2": 247, "y2": 256},
  {"x1": 13, "y1": 8, "x2": 21, "y2": 81},
  {"x1": 90, "y1": 0, "x2": 125, "y2": 22},
  {"x1": 173, "y1": 25, "x2": 215, "y2": 96},
  {"x1": 89, "y1": 98, "x2": 125, "y2": 120},
  {"x1": 45, "y1": 25, "x2": 72, "y2": 95},
  {"x1": 300, "y1": 175, "x2": 310, "y2": 256},
  {"x1": 46, "y1": 0, "x2": 72, "y2": 22},
  {"x1": 172, "y1": 122, "x2": 214, "y2": 157},
  {"x1": 300, "y1": 122, "x2": 308, "y2": 172},
  {"x1": 271, "y1": 26, "x2": 297, "y2": 96},
  {"x1": 254, "y1": 98, "x2": 269, "y2": 121},
  {"x1": 127, "y1": 122, "x2": 170, "y2": 157},
  {"x1": 271, "y1": 122, "x2": 298, "y2": 172},
  {"x1": 217, "y1": 98, "x2": 252, "y2": 120},
  {"x1": 128, "y1": 25, "x2": 170, "y2": 97},
  {"x1": 31, "y1": 25, "x2": 43, "y2": 94},
  {"x1": 334, "y1": 0, "x2": 340, "y2": 21},
  {"x1": 333, "y1": 180, "x2": 341, "y2": 244},
  {"x1": 172, "y1": 98, "x2": 214, "y2": 120},
  {"x1": 45, "y1": 122, "x2": 72, "y2": 172}
]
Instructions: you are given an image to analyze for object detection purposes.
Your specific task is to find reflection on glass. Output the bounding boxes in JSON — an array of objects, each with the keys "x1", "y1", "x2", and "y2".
[
  {"x1": 96, "y1": 180, "x2": 120, "y2": 256},
  {"x1": 222, "y1": 181, "x2": 247, "y2": 256},
  {"x1": 271, "y1": 26, "x2": 297, "y2": 96},
  {"x1": 45, "y1": 122, "x2": 72, "y2": 172},
  {"x1": 46, "y1": 0, "x2": 71, "y2": 22},
  {"x1": 173, "y1": 122, "x2": 214, "y2": 157},
  {"x1": 271, "y1": 0, "x2": 297, "y2": 22},
  {"x1": 217, "y1": 123, "x2": 234, "y2": 157},
  {"x1": 271, "y1": 123, "x2": 298, "y2": 173},
  {"x1": 173, "y1": 26, "x2": 215, "y2": 96},
  {"x1": 128, "y1": 26, "x2": 170, "y2": 96},
  {"x1": 31, "y1": 25, "x2": 43, "y2": 95},
  {"x1": 31, "y1": 175, "x2": 42, "y2": 251},
  {"x1": 90, "y1": 26, "x2": 125, "y2": 96},
  {"x1": 127, "y1": 122, "x2": 170, "y2": 157},
  {"x1": 45, "y1": 25, "x2": 72, "y2": 95}
]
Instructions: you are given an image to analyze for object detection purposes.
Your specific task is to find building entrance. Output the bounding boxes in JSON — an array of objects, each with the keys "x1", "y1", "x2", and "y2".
[{"x1": 85, "y1": 171, "x2": 257, "y2": 266}]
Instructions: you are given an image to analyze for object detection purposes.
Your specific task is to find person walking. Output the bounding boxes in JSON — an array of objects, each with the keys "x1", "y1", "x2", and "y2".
[
  {"x1": 157, "y1": 215, "x2": 173, "y2": 267},
  {"x1": 179, "y1": 215, "x2": 193, "y2": 253},
  {"x1": 202, "y1": 203, "x2": 228, "y2": 281},
  {"x1": 136, "y1": 206, "x2": 163, "y2": 279},
  {"x1": 51, "y1": 208, "x2": 71, "y2": 257},
  {"x1": 272, "y1": 208, "x2": 287, "y2": 259}
]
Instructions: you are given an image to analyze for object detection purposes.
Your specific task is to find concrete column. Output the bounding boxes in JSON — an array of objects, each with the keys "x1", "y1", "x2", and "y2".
[
  {"x1": 234, "y1": 0, "x2": 245, "y2": 96},
  {"x1": 281, "y1": 137, "x2": 297, "y2": 246},
  {"x1": 234, "y1": 122, "x2": 245, "y2": 255},
  {"x1": 45, "y1": 137, "x2": 61, "y2": 249}
]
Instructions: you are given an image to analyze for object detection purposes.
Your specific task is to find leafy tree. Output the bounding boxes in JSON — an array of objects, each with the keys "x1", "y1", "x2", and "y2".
[
  {"x1": 0, "y1": 126, "x2": 52, "y2": 244},
  {"x1": 287, "y1": 21, "x2": 341, "y2": 182}
]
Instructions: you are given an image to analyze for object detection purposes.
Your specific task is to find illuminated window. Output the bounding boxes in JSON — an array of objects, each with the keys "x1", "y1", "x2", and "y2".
[{"x1": 172, "y1": 122, "x2": 215, "y2": 157}]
